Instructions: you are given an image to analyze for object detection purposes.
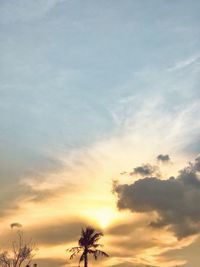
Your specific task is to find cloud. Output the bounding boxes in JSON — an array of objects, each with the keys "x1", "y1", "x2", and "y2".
[
  {"x1": 114, "y1": 156, "x2": 200, "y2": 239},
  {"x1": 167, "y1": 54, "x2": 200, "y2": 71},
  {"x1": 28, "y1": 219, "x2": 89, "y2": 246},
  {"x1": 1, "y1": 218, "x2": 90, "y2": 248},
  {"x1": 162, "y1": 236, "x2": 200, "y2": 267},
  {"x1": 10, "y1": 223, "x2": 22, "y2": 229},
  {"x1": 34, "y1": 258, "x2": 66, "y2": 267},
  {"x1": 0, "y1": 183, "x2": 42, "y2": 216},
  {"x1": 111, "y1": 263, "x2": 156, "y2": 267},
  {"x1": 0, "y1": 0, "x2": 66, "y2": 24},
  {"x1": 130, "y1": 164, "x2": 160, "y2": 177},
  {"x1": 0, "y1": 177, "x2": 76, "y2": 217},
  {"x1": 157, "y1": 154, "x2": 170, "y2": 163},
  {"x1": 107, "y1": 221, "x2": 141, "y2": 236}
]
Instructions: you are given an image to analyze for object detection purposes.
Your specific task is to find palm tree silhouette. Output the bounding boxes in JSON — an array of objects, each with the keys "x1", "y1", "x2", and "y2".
[{"x1": 67, "y1": 227, "x2": 109, "y2": 267}]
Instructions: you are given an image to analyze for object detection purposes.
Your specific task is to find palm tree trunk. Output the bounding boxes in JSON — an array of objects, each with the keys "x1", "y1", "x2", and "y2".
[{"x1": 84, "y1": 251, "x2": 88, "y2": 267}]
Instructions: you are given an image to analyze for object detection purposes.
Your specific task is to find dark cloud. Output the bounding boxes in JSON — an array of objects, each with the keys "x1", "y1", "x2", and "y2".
[
  {"x1": 0, "y1": 182, "x2": 67, "y2": 217},
  {"x1": 130, "y1": 164, "x2": 160, "y2": 177},
  {"x1": 0, "y1": 145, "x2": 67, "y2": 217},
  {"x1": 1, "y1": 218, "x2": 90, "y2": 247},
  {"x1": 114, "y1": 157, "x2": 200, "y2": 239},
  {"x1": 157, "y1": 154, "x2": 170, "y2": 163},
  {"x1": 29, "y1": 219, "x2": 89, "y2": 246},
  {"x1": 10, "y1": 223, "x2": 22, "y2": 229},
  {"x1": 0, "y1": 154, "x2": 77, "y2": 217}
]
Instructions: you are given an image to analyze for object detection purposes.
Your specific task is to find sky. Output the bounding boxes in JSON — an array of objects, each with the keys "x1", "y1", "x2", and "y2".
[{"x1": 0, "y1": 0, "x2": 200, "y2": 266}]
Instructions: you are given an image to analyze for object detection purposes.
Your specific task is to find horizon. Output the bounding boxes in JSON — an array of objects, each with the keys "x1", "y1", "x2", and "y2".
[{"x1": 0, "y1": 1, "x2": 200, "y2": 266}]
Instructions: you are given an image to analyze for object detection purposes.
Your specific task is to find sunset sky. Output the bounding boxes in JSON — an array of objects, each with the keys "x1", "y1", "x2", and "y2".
[{"x1": 1, "y1": 1, "x2": 200, "y2": 266}]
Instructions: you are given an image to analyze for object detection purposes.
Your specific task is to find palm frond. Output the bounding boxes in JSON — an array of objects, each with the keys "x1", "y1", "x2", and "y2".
[
  {"x1": 67, "y1": 246, "x2": 82, "y2": 253},
  {"x1": 79, "y1": 227, "x2": 98, "y2": 246},
  {"x1": 87, "y1": 249, "x2": 97, "y2": 260},
  {"x1": 69, "y1": 251, "x2": 79, "y2": 260},
  {"x1": 67, "y1": 247, "x2": 82, "y2": 260},
  {"x1": 87, "y1": 249, "x2": 109, "y2": 260},
  {"x1": 79, "y1": 252, "x2": 85, "y2": 262},
  {"x1": 78, "y1": 252, "x2": 85, "y2": 267},
  {"x1": 85, "y1": 227, "x2": 95, "y2": 237},
  {"x1": 94, "y1": 249, "x2": 109, "y2": 259},
  {"x1": 90, "y1": 232, "x2": 103, "y2": 245}
]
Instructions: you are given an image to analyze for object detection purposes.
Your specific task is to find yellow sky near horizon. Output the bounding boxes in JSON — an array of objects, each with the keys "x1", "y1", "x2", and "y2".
[{"x1": 0, "y1": 130, "x2": 196, "y2": 267}]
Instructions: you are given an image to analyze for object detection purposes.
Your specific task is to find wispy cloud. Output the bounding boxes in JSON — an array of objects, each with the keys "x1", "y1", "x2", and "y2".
[
  {"x1": 167, "y1": 54, "x2": 200, "y2": 71},
  {"x1": 0, "y1": 0, "x2": 67, "y2": 23},
  {"x1": 0, "y1": 1, "x2": 200, "y2": 266}
]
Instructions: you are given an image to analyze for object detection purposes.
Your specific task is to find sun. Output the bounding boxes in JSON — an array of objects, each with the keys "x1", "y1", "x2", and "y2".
[{"x1": 82, "y1": 207, "x2": 119, "y2": 228}]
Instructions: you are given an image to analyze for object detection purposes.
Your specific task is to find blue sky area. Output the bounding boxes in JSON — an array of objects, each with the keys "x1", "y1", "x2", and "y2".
[{"x1": 0, "y1": 2, "x2": 200, "y2": 266}]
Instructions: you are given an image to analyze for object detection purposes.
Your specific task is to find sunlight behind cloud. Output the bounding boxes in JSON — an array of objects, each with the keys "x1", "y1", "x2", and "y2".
[{"x1": 82, "y1": 207, "x2": 119, "y2": 229}]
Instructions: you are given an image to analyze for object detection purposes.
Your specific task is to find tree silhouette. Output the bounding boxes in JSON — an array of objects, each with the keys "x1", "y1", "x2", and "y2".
[
  {"x1": 67, "y1": 227, "x2": 109, "y2": 267},
  {"x1": 0, "y1": 230, "x2": 36, "y2": 267}
]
